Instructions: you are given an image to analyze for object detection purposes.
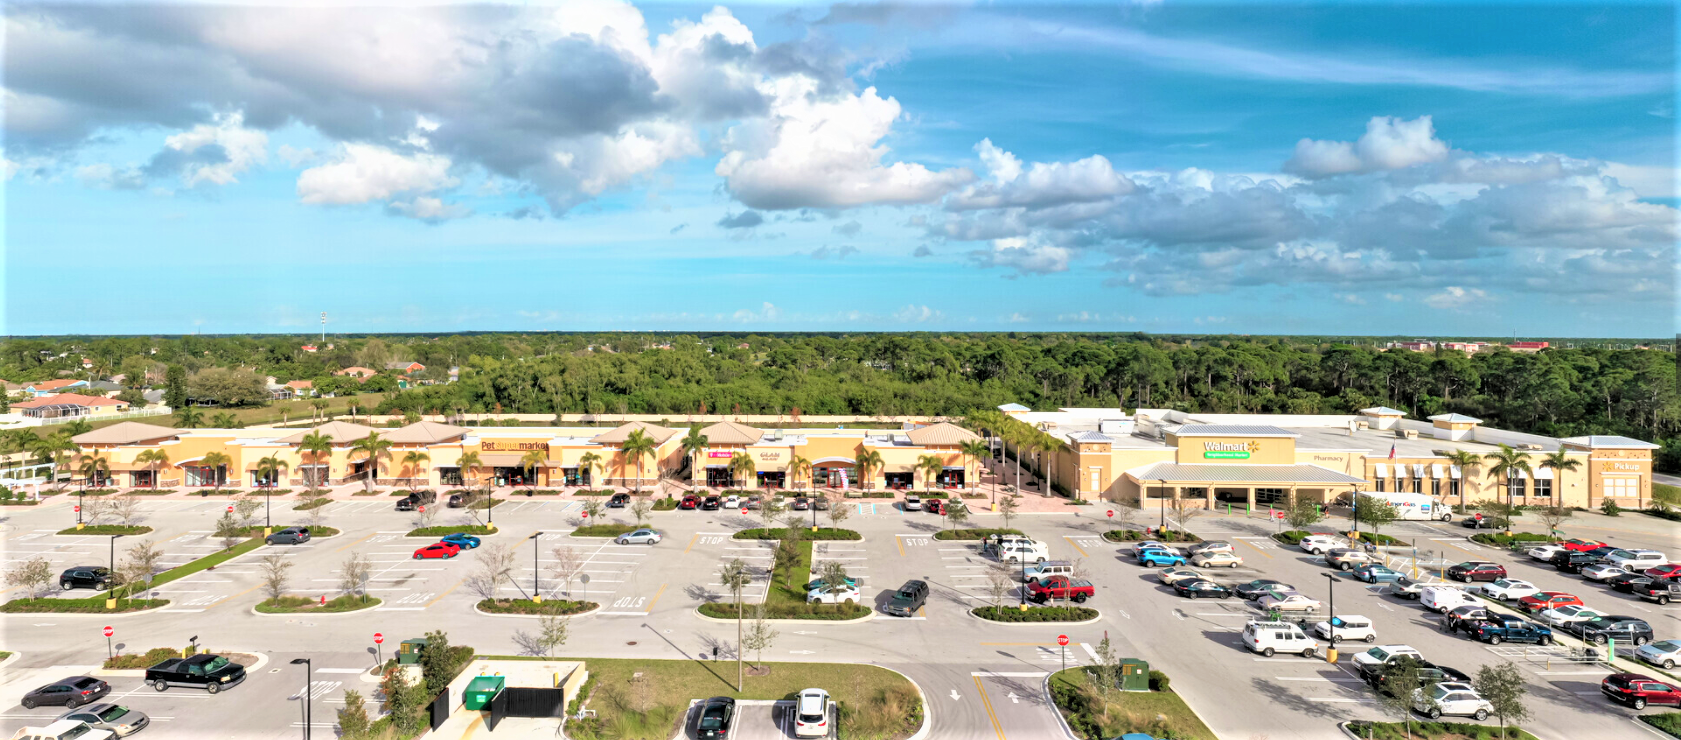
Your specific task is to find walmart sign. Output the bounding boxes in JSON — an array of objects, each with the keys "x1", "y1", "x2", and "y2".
[{"x1": 1203, "y1": 441, "x2": 1257, "y2": 460}]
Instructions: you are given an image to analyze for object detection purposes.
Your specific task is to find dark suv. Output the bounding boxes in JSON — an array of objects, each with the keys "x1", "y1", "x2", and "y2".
[
  {"x1": 607, "y1": 493, "x2": 631, "y2": 508},
  {"x1": 882, "y1": 580, "x2": 930, "y2": 617},
  {"x1": 1447, "y1": 562, "x2": 1507, "y2": 582},
  {"x1": 1441, "y1": 605, "x2": 1491, "y2": 635},
  {"x1": 1637, "y1": 580, "x2": 1681, "y2": 605},
  {"x1": 21, "y1": 676, "x2": 111, "y2": 709},
  {"x1": 1362, "y1": 656, "x2": 1470, "y2": 693},
  {"x1": 59, "y1": 566, "x2": 114, "y2": 591},
  {"x1": 1551, "y1": 551, "x2": 1600, "y2": 573},
  {"x1": 1573, "y1": 616, "x2": 1654, "y2": 646}
]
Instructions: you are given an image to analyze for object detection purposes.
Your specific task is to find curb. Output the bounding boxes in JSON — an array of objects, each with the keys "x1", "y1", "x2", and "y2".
[
  {"x1": 965, "y1": 606, "x2": 1104, "y2": 627},
  {"x1": 0, "y1": 652, "x2": 19, "y2": 674},
  {"x1": 249, "y1": 599, "x2": 384, "y2": 618},
  {"x1": 1039, "y1": 672, "x2": 1082, "y2": 740},
  {"x1": 692, "y1": 607, "x2": 876, "y2": 625},
  {"x1": 1336, "y1": 721, "x2": 1365, "y2": 739},
  {"x1": 404, "y1": 528, "x2": 501, "y2": 538},
  {"x1": 0, "y1": 602, "x2": 172, "y2": 618},
  {"x1": 472, "y1": 602, "x2": 603, "y2": 619},
  {"x1": 52, "y1": 528, "x2": 158, "y2": 538},
  {"x1": 875, "y1": 663, "x2": 932, "y2": 740}
]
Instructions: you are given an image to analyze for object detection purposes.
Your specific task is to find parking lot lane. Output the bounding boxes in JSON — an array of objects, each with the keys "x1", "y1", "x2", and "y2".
[{"x1": 970, "y1": 672, "x2": 1066, "y2": 740}]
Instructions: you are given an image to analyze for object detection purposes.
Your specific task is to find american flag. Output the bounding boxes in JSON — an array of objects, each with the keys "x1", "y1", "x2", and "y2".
[{"x1": 1388, "y1": 445, "x2": 1396, "y2": 460}]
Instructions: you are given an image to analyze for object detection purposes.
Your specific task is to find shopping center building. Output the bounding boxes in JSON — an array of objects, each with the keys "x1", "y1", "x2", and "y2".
[{"x1": 1001, "y1": 405, "x2": 1657, "y2": 511}]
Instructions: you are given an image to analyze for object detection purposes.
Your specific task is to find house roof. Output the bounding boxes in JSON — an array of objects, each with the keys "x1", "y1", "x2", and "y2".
[
  {"x1": 1559, "y1": 435, "x2": 1660, "y2": 450},
  {"x1": 904, "y1": 422, "x2": 981, "y2": 446},
  {"x1": 275, "y1": 421, "x2": 379, "y2": 445},
  {"x1": 1360, "y1": 407, "x2": 1407, "y2": 416},
  {"x1": 589, "y1": 421, "x2": 679, "y2": 446},
  {"x1": 382, "y1": 421, "x2": 470, "y2": 444},
  {"x1": 699, "y1": 420, "x2": 764, "y2": 445},
  {"x1": 285, "y1": 380, "x2": 314, "y2": 390},
  {"x1": 997, "y1": 403, "x2": 1030, "y2": 412},
  {"x1": 72, "y1": 421, "x2": 180, "y2": 445},
  {"x1": 13, "y1": 393, "x2": 126, "y2": 409},
  {"x1": 1171, "y1": 424, "x2": 1300, "y2": 438},
  {"x1": 28, "y1": 379, "x2": 86, "y2": 391},
  {"x1": 334, "y1": 366, "x2": 377, "y2": 376},
  {"x1": 1132, "y1": 463, "x2": 1366, "y2": 484},
  {"x1": 384, "y1": 361, "x2": 423, "y2": 370},
  {"x1": 1428, "y1": 413, "x2": 1483, "y2": 424}
]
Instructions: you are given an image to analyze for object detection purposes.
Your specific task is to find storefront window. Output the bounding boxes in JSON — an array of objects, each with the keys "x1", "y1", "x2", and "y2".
[
  {"x1": 185, "y1": 465, "x2": 226, "y2": 487},
  {"x1": 706, "y1": 468, "x2": 733, "y2": 487},
  {"x1": 1533, "y1": 478, "x2": 1553, "y2": 501},
  {"x1": 1411, "y1": 478, "x2": 1421, "y2": 494},
  {"x1": 1430, "y1": 479, "x2": 1440, "y2": 498},
  {"x1": 439, "y1": 467, "x2": 464, "y2": 486},
  {"x1": 757, "y1": 471, "x2": 786, "y2": 489},
  {"x1": 561, "y1": 467, "x2": 589, "y2": 486},
  {"x1": 1374, "y1": 479, "x2": 1384, "y2": 493},
  {"x1": 251, "y1": 470, "x2": 281, "y2": 487},
  {"x1": 1254, "y1": 488, "x2": 1286, "y2": 505},
  {"x1": 883, "y1": 472, "x2": 913, "y2": 490},
  {"x1": 1506, "y1": 477, "x2": 1526, "y2": 498},
  {"x1": 300, "y1": 465, "x2": 328, "y2": 487},
  {"x1": 937, "y1": 468, "x2": 965, "y2": 488}
]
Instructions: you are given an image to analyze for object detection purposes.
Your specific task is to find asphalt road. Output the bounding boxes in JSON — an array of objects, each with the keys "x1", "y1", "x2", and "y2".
[{"x1": 2, "y1": 494, "x2": 1676, "y2": 740}]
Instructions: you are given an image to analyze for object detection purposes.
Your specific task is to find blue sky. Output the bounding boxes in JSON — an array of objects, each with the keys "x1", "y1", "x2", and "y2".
[{"x1": 3, "y1": 1, "x2": 1674, "y2": 337}]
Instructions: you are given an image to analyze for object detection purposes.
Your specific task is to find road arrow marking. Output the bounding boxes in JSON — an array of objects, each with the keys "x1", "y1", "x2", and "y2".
[
  {"x1": 789, "y1": 650, "x2": 815, "y2": 655},
  {"x1": 950, "y1": 689, "x2": 962, "y2": 701},
  {"x1": 1007, "y1": 692, "x2": 1020, "y2": 704},
  {"x1": 793, "y1": 631, "x2": 816, "y2": 635}
]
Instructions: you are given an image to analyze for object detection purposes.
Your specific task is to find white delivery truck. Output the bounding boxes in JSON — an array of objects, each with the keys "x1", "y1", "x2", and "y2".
[{"x1": 1357, "y1": 491, "x2": 1452, "y2": 522}]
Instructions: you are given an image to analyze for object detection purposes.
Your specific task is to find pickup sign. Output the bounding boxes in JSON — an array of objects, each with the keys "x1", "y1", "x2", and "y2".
[
  {"x1": 145, "y1": 654, "x2": 246, "y2": 694},
  {"x1": 1027, "y1": 576, "x2": 1094, "y2": 604}
]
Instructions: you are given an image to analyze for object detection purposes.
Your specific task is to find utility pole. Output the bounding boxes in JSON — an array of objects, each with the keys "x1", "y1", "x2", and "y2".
[{"x1": 320, "y1": 312, "x2": 327, "y2": 344}]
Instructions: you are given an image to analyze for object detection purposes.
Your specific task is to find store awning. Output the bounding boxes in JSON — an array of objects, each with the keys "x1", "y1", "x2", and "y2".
[
  {"x1": 1396, "y1": 464, "x2": 1410, "y2": 478},
  {"x1": 1450, "y1": 466, "x2": 1463, "y2": 479},
  {"x1": 1535, "y1": 467, "x2": 1554, "y2": 480},
  {"x1": 1517, "y1": 469, "x2": 1531, "y2": 480},
  {"x1": 174, "y1": 456, "x2": 205, "y2": 467},
  {"x1": 1374, "y1": 464, "x2": 1388, "y2": 478},
  {"x1": 1431, "y1": 464, "x2": 1445, "y2": 479},
  {"x1": 1413, "y1": 464, "x2": 1426, "y2": 478},
  {"x1": 1131, "y1": 463, "x2": 1365, "y2": 485}
]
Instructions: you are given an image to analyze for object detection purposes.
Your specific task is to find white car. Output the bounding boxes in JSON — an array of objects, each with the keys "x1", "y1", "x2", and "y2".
[
  {"x1": 806, "y1": 585, "x2": 860, "y2": 606},
  {"x1": 614, "y1": 528, "x2": 662, "y2": 545},
  {"x1": 793, "y1": 687, "x2": 831, "y2": 738},
  {"x1": 1191, "y1": 551, "x2": 1244, "y2": 569},
  {"x1": 1636, "y1": 640, "x2": 1681, "y2": 670},
  {"x1": 1580, "y1": 563, "x2": 1626, "y2": 582},
  {"x1": 903, "y1": 494, "x2": 922, "y2": 511},
  {"x1": 1258, "y1": 593, "x2": 1323, "y2": 612},
  {"x1": 1300, "y1": 535, "x2": 1346, "y2": 555},
  {"x1": 995, "y1": 539, "x2": 1051, "y2": 564},
  {"x1": 1420, "y1": 585, "x2": 1478, "y2": 614},
  {"x1": 1605, "y1": 549, "x2": 1668, "y2": 573},
  {"x1": 10, "y1": 722, "x2": 116, "y2": 740},
  {"x1": 1413, "y1": 681, "x2": 1492, "y2": 721},
  {"x1": 722, "y1": 495, "x2": 740, "y2": 509},
  {"x1": 1478, "y1": 578, "x2": 1539, "y2": 601},
  {"x1": 1312, "y1": 615, "x2": 1377, "y2": 644},
  {"x1": 1538, "y1": 604, "x2": 1608, "y2": 628},
  {"x1": 1187, "y1": 541, "x2": 1235, "y2": 556},
  {"x1": 1352, "y1": 644, "x2": 1422, "y2": 671},
  {"x1": 1527, "y1": 544, "x2": 1568, "y2": 561},
  {"x1": 1158, "y1": 568, "x2": 1205, "y2": 586}
]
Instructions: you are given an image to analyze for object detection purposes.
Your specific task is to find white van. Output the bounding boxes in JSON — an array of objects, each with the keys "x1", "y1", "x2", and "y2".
[
  {"x1": 1360, "y1": 492, "x2": 1452, "y2": 522},
  {"x1": 1021, "y1": 560, "x2": 1075, "y2": 583},
  {"x1": 1241, "y1": 620, "x2": 1320, "y2": 658},
  {"x1": 1420, "y1": 585, "x2": 1478, "y2": 614}
]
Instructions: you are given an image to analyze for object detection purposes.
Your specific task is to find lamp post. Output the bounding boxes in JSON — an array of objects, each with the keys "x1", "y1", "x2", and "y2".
[
  {"x1": 78, "y1": 480, "x2": 86, "y2": 529},
  {"x1": 289, "y1": 657, "x2": 313, "y2": 740},
  {"x1": 265, "y1": 480, "x2": 272, "y2": 532},
  {"x1": 1322, "y1": 572, "x2": 1339, "y2": 663},
  {"x1": 532, "y1": 532, "x2": 542, "y2": 604},
  {"x1": 109, "y1": 534, "x2": 123, "y2": 574},
  {"x1": 1018, "y1": 553, "x2": 1027, "y2": 609}
]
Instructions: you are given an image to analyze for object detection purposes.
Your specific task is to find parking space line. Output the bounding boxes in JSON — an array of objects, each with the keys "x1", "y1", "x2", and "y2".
[
  {"x1": 971, "y1": 674, "x2": 1006, "y2": 740},
  {"x1": 1061, "y1": 536, "x2": 1088, "y2": 557},
  {"x1": 203, "y1": 583, "x2": 262, "y2": 610},
  {"x1": 425, "y1": 577, "x2": 465, "y2": 608},
  {"x1": 334, "y1": 532, "x2": 378, "y2": 552},
  {"x1": 896, "y1": 537, "x2": 905, "y2": 557},
  {"x1": 683, "y1": 534, "x2": 699, "y2": 555}
]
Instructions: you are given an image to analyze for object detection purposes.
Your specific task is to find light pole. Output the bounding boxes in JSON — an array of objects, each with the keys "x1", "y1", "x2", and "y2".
[
  {"x1": 1322, "y1": 572, "x2": 1339, "y2": 663},
  {"x1": 109, "y1": 534, "x2": 123, "y2": 574},
  {"x1": 78, "y1": 480, "x2": 86, "y2": 528},
  {"x1": 290, "y1": 657, "x2": 312, "y2": 740},
  {"x1": 531, "y1": 532, "x2": 542, "y2": 604}
]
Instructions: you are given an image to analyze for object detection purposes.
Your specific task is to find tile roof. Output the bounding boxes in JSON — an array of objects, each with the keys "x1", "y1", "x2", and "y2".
[
  {"x1": 699, "y1": 420, "x2": 764, "y2": 446},
  {"x1": 1558, "y1": 435, "x2": 1660, "y2": 450},
  {"x1": 904, "y1": 421, "x2": 981, "y2": 446},
  {"x1": 28, "y1": 379, "x2": 86, "y2": 391},
  {"x1": 1171, "y1": 424, "x2": 1300, "y2": 438},
  {"x1": 72, "y1": 421, "x2": 180, "y2": 445},
  {"x1": 382, "y1": 421, "x2": 470, "y2": 444},
  {"x1": 1133, "y1": 463, "x2": 1366, "y2": 484},
  {"x1": 590, "y1": 421, "x2": 680, "y2": 445},
  {"x1": 275, "y1": 421, "x2": 379, "y2": 444},
  {"x1": 13, "y1": 393, "x2": 126, "y2": 408}
]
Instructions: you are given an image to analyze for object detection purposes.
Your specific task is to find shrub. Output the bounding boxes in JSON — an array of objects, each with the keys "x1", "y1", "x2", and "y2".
[
  {"x1": 57, "y1": 525, "x2": 154, "y2": 536},
  {"x1": 934, "y1": 528, "x2": 1024, "y2": 541},
  {"x1": 407, "y1": 525, "x2": 496, "y2": 537},
  {"x1": 1645, "y1": 508, "x2": 1681, "y2": 523},
  {"x1": 698, "y1": 601, "x2": 870, "y2": 620},
  {"x1": 1471, "y1": 532, "x2": 1551, "y2": 547},
  {"x1": 1273, "y1": 530, "x2": 1311, "y2": 545},
  {"x1": 1148, "y1": 669, "x2": 1171, "y2": 692},
  {"x1": 652, "y1": 498, "x2": 678, "y2": 511},
  {"x1": 571, "y1": 524, "x2": 640, "y2": 538},
  {"x1": 476, "y1": 599, "x2": 597, "y2": 615},
  {"x1": 971, "y1": 605, "x2": 1098, "y2": 623},
  {"x1": 104, "y1": 647, "x2": 182, "y2": 670},
  {"x1": 1, "y1": 598, "x2": 169, "y2": 613},
  {"x1": 1102, "y1": 529, "x2": 1202, "y2": 543},
  {"x1": 1348, "y1": 531, "x2": 1403, "y2": 546},
  {"x1": 1641, "y1": 713, "x2": 1681, "y2": 737},
  {"x1": 256, "y1": 594, "x2": 381, "y2": 613},
  {"x1": 572, "y1": 489, "x2": 616, "y2": 496},
  {"x1": 733, "y1": 528, "x2": 861, "y2": 541},
  {"x1": 292, "y1": 497, "x2": 331, "y2": 511},
  {"x1": 1602, "y1": 499, "x2": 1622, "y2": 517}
]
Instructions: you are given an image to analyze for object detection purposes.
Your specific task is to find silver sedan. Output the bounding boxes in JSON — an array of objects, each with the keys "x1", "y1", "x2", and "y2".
[{"x1": 615, "y1": 528, "x2": 662, "y2": 546}]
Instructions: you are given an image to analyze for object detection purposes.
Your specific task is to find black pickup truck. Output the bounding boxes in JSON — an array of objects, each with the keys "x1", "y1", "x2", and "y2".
[{"x1": 145, "y1": 654, "x2": 246, "y2": 694}]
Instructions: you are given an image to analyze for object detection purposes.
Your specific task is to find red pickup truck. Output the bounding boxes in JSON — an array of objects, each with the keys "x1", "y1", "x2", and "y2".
[{"x1": 1028, "y1": 576, "x2": 1094, "y2": 604}]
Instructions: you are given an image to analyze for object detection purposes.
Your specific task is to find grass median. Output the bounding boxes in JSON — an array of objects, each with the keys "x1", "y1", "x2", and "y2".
[
  {"x1": 256, "y1": 594, "x2": 382, "y2": 614},
  {"x1": 933, "y1": 528, "x2": 1023, "y2": 541},
  {"x1": 1050, "y1": 666, "x2": 1214, "y2": 740},
  {"x1": 733, "y1": 527, "x2": 860, "y2": 540},
  {"x1": 407, "y1": 525, "x2": 497, "y2": 537},
  {"x1": 1346, "y1": 721, "x2": 1541, "y2": 740},
  {"x1": 56, "y1": 525, "x2": 154, "y2": 536},
  {"x1": 973, "y1": 605, "x2": 1098, "y2": 623},
  {"x1": 476, "y1": 598, "x2": 597, "y2": 615},
  {"x1": 2, "y1": 536, "x2": 264, "y2": 613},
  {"x1": 571, "y1": 524, "x2": 641, "y2": 538}
]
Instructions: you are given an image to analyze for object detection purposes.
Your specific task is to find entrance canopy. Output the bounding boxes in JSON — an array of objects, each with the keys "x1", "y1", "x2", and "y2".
[{"x1": 1130, "y1": 463, "x2": 1364, "y2": 485}]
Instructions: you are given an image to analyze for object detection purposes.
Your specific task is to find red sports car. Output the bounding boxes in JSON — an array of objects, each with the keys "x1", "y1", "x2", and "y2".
[
  {"x1": 925, "y1": 498, "x2": 945, "y2": 515},
  {"x1": 413, "y1": 542, "x2": 461, "y2": 559},
  {"x1": 1645, "y1": 564, "x2": 1681, "y2": 580},
  {"x1": 1518, "y1": 591, "x2": 1583, "y2": 613},
  {"x1": 679, "y1": 495, "x2": 701, "y2": 510},
  {"x1": 1561, "y1": 539, "x2": 1606, "y2": 552}
]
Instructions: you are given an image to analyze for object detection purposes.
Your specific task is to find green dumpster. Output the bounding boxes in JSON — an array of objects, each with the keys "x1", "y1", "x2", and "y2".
[
  {"x1": 397, "y1": 638, "x2": 428, "y2": 665},
  {"x1": 463, "y1": 676, "x2": 505, "y2": 710},
  {"x1": 1117, "y1": 659, "x2": 1150, "y2": 692}
]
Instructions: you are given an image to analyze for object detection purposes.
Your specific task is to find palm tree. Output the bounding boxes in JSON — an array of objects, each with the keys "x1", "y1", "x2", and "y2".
[
  {"x1": 347, "y1": 432, "x2": 393, "y2": 493},
  {"x1": 310, "y1": 399, "x2": 329, "y2": 422},
  {"x1": 211, "y1": 412, "x2": 240, "y2": 429},
  {"x1": 77, "y1": 453, "x2": 111, "y2": 489},
  {"x1": 1483, "y1": 444, "x2": 1533, "y2": 535},
  {"x1": 400, "y1": 451, "x2": 431, "y2": 491},
  {"x1": 679, "y1": 427, "x2": 709, "y2": 486},
  {"x1": 175, "y1": 407, "x2": 204, "y2": 428},
  {"x1": 520, "y1": 448, "x2": 547, "y2": 492},
  {"x1": 620, "y1": 429, "x2": 658, "y2": 494},
  {"x1": 788, "y1": 454, "x2": 813, "y2": 492},
  {"x1": 856, "y1": 449, "x2": 883, "y2": 492},
  {"x1": 1538, "y1": 450, "x2": 1582, "y2": 508},
  {"x1": 254, "y1": 455, "x2": 288, "y2": 490},
  {"x1": 200, "y1": 451, "x2": 232, "y2": 493},
  {"x1": 728, "y1": 451, "x2": 756, "y2": 490},
  {"x1": 576, "y1": 451, "x2": 602, "y2": 489},
  {"x1": 959, "y1": 439, "x2": 989, "y2": 494},
  {"x1": 134, "y1": 448, "x2": 170, "y2": 489},
  {"x1": 32, "y1": 432, "x2": 76, "y2": 491},
  {"x1": 1438, "y1": 450, "x2": 1480, "y2": 510},
  {"x1": 62, "y1": 419, "x2": 93, "y2": 437},
  {"x1": 1003, "y1": 425, "x2": 1024, "y2": 493},
  {"x1": 457, "y1": 450, "x2": 483, "y2": 490},
  {"x1": 296, "y1": 431, "x2": 334, "y2": 493},
  {"x1": 916, "y1": 454, "x2": 945, "y2": 492}
]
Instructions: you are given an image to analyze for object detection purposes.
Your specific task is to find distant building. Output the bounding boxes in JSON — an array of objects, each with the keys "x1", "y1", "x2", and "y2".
[
  {"x1": 301, "y1": 345, "x2": 318, "y2": 353},
  {"x1": 14, "y1": 393, "x2": 130, "y2": 419},
  {"x1": 1507, "y1": 341, "x2": 1550, "y2": 352},
  {"x1": 1386, "y1": 341, "x2": 1435, "y2": 352},
  {"x1": 385, "y1": 361, "x2": 426, "y2": 373},
  {"x1": 334, "y1": 366, "x2": 377, "y2": 379},
  {"x1": 1440, "y1": 341, "x2": 1490, "y2": 354},
  {"x1": 23, "y1": 379, "x2": 89, "y2": 397}
]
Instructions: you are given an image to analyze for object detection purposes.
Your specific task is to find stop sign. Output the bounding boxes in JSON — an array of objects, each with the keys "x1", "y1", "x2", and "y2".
[
  {"x1": 581, "y1": 511, "x2": 589, "y2": 518},
  {"x1": 1106, "y1": 510, "x2": 1113, "y2": 518},
  {"x1": 103, "y1": 626, "x2": 113, "y2": 638},
  {"x1": 374, "y1": 633, "x2": 384, "y2": 645},
  {"x1": 226, "y1": 505, "x2": 233, "y2": 513},
  {"x1": 740, "y1": 508, "x2": 747, "y2": 515},
  {"x1": 1056, "y1": 634, "x2": 1069, "y2": 646},
  {"x1": 74, "y1": 505, "x2": 81, "y2": 513},
  {"x1": 418, "y1": 505, "x2": 425, "y2": 513}
]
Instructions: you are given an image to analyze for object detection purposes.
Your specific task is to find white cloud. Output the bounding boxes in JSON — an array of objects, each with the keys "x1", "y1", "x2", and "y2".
[
  {"x1": 893, "y1": 304, "x2": 943, "y2": 323},
  {"x1": 970, "y1": 236, "x2": 1071, "y2": 275},
  {"x1": 732, "y1": 302, "x2": 782, "y2": 322},
  {"x1": 1603, "y1": 163, "x2": 1677, "y2": 199},
  {"x1": 946, "y1": 139, "x2": 1135, "y2": 210},
  {"x1": 277, "y1": 145, "x2": 318, "y2": 168},
  {"x1": 297, "y1": 144, "x2": 456, "y2": 205},
  {"x1": 74, "y1": 163, "x2": 145, "y2": 190},
  {"x1": 1423, "y1": 286, "x2": 1491, "y2": 310},
  {"x1": 162, "y1": 111, "x2": 268, "y2": 186},
  {"x1": 717, "y1": 79, "x2": 974, "y2": 209},
  {"x1": 388, "y1": 197, "x2": 472, "y2": 222},
  {"x1": 1006, "y1": 312, "x2": 1031, "y2": 323},
  {"x1": 1335, "y1": 293, "x2": 1367, "y2": 305},
  {"x1": 1284, "y1": 116, "x2": 1448, "y2": 178},
  {"x1": 1, "y1": 157, "x2": 16, "y2": 181}
]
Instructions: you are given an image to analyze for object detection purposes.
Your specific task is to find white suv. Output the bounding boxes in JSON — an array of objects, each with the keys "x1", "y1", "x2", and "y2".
[
  {"x1": 1352, "y1": 644, "x2": 1422, "y2": 671},
  {"x1": 1605, "y1": 549, "x2": 1668, "y2": 573},
  {"x1": 1420, "y1": 585, "x2": 1478, "y2": 614},
  {"x1": 794, "y1": 688, "x2": 830, "y2": 737},
  {"x1": 995, "y1": 539, "x2": 1050, "y2": 564},
  {"x1": 1312, "y1": 615, "x2": 1377, "y2": 644},
  {"x1": 1299, "y1": 535, "x2": 1346, "y2": 555},
  {"x1": 1241, "y1": 620, "x2": 1320, "y2": 658},
  {"x1": 1414, "y1": 682, "x2": 1492, "y2": 721}
]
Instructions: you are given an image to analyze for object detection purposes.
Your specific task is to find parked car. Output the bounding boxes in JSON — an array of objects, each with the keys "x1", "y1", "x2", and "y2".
[
  {"x1": 695, "y1": 697, "x2": 735, "y2": 740},
  {"x1": 903, "y1": 494, "x2": 922, "y2": 511},
  {"x1": 1517, "y1": 591, "x2": 1582, "y2": 614},
  {"x1": 440, "y1": 533, "x2": 480, "y2": 549},
  {"x1": 1131, "y1": 541, "x2": 1174, "y2": 557},
  {"x1": 993, "y1": 538, "x2": 1051, "y2": 564},
  {"x1": 412, "y1": 542, "x2": 460, "y2": 560},
  {"x1": 446, "y1": 493, "x2": 467, "y2": 508},
  {"x1": 1602, "y1": 673, "x2": 1681, "y2": 710},
  {"x1": 679, "y1": 495, "x2": 700, "y2": 510},
  {"x1": 1022, "y1": 561, "x2": 1076, "y2": 583},
  {"x1": 1460, "y1": 514, "x2": 1505, "y2": 529},
  {"x1": 1552, "y1": 550, "x2": 1603, "y2": 573},
  {"x1": 1413, "y1": 681, "x2": 1492, "y2": 720},
  {"x1": 1158, "y1": 568, "x2": 1205, "y2": 586},
  {"x1": 1646, "y1": 564, "x2": 1681, "y2": 580},
  {"x1": 1581, "y1": 563, "x2": 1626, "y2": 582},
  {"x1": 1186, "y1": 541, "x2": 1235, "y2": 556},
  {"x1": 1538, "y1": 604, "x2": 1609, "y2": 628},
  {"x1": 1606, "y1": 549, "x2": 1669, "y2": 573},
  {"x1": 702, "y1": 495, "x2": 721, "y2": 511},
  {"x1": 1440, "y1": 605, "x2": 1492, "y2": 635},
  {"x1": 1527, "y1": 544, "x2": 1569, "y2": 561},
  {"x1": 1313, "y1": 615, "x2": 1377, "y2": 643},
  {"x1": 806, "y1": 585, "x2": 860, "y2": 606},
  {"x1": 1388, "y1": 577, "x2": 1426, "y2": 600},
  {"x1": 744, "y1": 495, "x2": 761, "y2": 510},
  {"x1": 1367, "y1": 657, "x2": 1470, "y2": 694},
  {"x1": 21, "y1": 678, "x2": 111, "y2": 709},
  {"x1": 58, "y1": 566, "x2": 113, "y2": 592},
  {"x1": 813, "y1": 497, "x2": 830, "y2": 511},
  {"x1": 1636, "y1": 640, "x2": 1681, "y2": 670},
  {"x1": 789, "y1": 497, "x2": 810, "y2": 511},
  {"x1": 1172, "y1": 579, "x2": 1233, "y2": 600},
  {"x1": 396, "y1": 497, "x2": 417, "y2": 512},
  {"x1": 1351, "y1": 645, "x2": 1422, "y2": 672},
  {"x1": 1573, "y1": 616, "x2": 1654, "y2": 646},
  {"x1": 1446, "y1": 561, "x2": 1507, "y2": 582},
  {"x1": 1241, "y1": 620, "x2": 1320, "y2": 658},
  {"x1": 607, "y1": 493, "x2": 631, "y2": 508},
  {"x1": 1469, "y1": 617, "x2": 1554, "y2": 646},
  {"x1": 1325, "y1": 548, "x2": 1377, "y2": 571},
  {"x1": 1353, "y1": 564, "x2": 1402, "y2": 584},
  {"x1": 882, "y1": 580, "x2": 929, "y2": 616},
  {"x1": 793, "y1": 688, "x2": 830, "y2": 738},
  {"x1": 614, "y1": 528, "x2": 662, "y2": 546},
  {"x1": 1420, "y1": 585, "x2": 1478, "y2": 614},
  {"x1": 803, "y1": 576, "x2": 858, "y2": 592},
  {"x1": 1191, "y1": 551, "x2": 1244, "y2": 569},
  {"x1": 9, "y1": 722, "x2": 115, "y2": 740},
  {"x1": 1636, "y1": 580, "x2": 1681, "y2": 604},
  {"x1": 54, "y1": 704, "x2": 148, "y2": 737},
  {"x1": 1478, "y1": 578, "x2": 1540, "y2": 601},
  {"x1": 144, "y1": 654, "x2": 245, "y2": 694},
  {"x1": 721, "y1": 494, "x2": 740, "y2": 509},
  {"x1": 396, "y1": 491, "x2": 435, "y2": 511},
  {"x1": 1560, "y1": 538, "x2": 1606, "y2": 552},
  {"x1": 1299, "y1": 535, "x2": 1346, "y2": 555},
  {"x1": 1258, "y1": 593, "x2": 1322, "y2": 612},
  {"x1": 1028, "y1": 576, "x2": 1094, "y2": 604},
  {"x1": 1235, "y1": 579, "x2": 1294, "y2": 600},
  {"x1": 1138, "y1": 548, "x2": 1188, "y2": 568},
  {"x1": 924, "y1": 498, "x2": 945, "y2": 515},
  {"x1": 1608, "y1": 572, "x2": 1658, "y2": 593}
]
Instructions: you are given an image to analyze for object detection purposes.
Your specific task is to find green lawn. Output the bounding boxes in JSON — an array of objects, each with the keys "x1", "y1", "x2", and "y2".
[
  {"x1": 57, "y1": 525, "x2": 154, "y2": 536},
  {"x1": 571, "y1": 524, "x2": 640, "y2": 538},
  {"x1": 2, "y1": 536, "x2": 264, "y2": 612},
  {"x1": 1049, "y1": 667, "x2": 1215, "y2": 740},
  {"x1": 764, "y1": 540, "x2": 813, "y2": 607},
  {"x1": 1346, "y1": 721, "x2": 1541, "y2": 740},
  {"x1": 256, "y1": 594, "x2": 381, "y2": 613},
  {"x1": 513, "y1": 656, "x2": 919, "y2": 740},
  {"x1": 1642, "y1": 712, "x2": 1681, "y2": 739}
]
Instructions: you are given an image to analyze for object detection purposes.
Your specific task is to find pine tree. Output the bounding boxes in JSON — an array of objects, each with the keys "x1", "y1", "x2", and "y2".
[{"x1": 163, "y1": 365, "x2": 188, "y2": 408}]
